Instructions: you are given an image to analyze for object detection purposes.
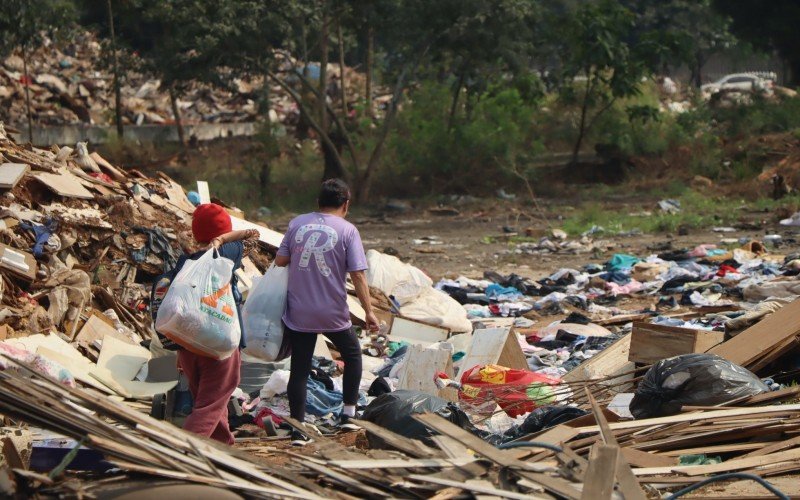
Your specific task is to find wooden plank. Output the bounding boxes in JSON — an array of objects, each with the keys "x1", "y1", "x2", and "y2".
[
  {"x1": 562, "y1": 333, "x2": 634, "y2": 385},
  {"x1": 572, "y1": 404, "x2": 800, "y2": 434},
  {"x1": 629, "y1": 322, "x2": 724, "y2": 364},
  {"x1": 661, "y1": 442, "x2": 767, "y2": 457},
  {"x1": 2, "y1": 437, "x2": 26, "y2": 469},
  {"x1": 397, "y1": 344, "x2": 457, "y2": 401},
  {"x1": 633, "y1": 447, "x2": 800, "y2": 477},
  {"x1": 328, "y1": 457, "x2": 474, "y2": 469},
  {"x1": 0, "y1": 163, "x2": 29, "y2": 189},
  {"x1": 710, "y1": 298, "x2": 800, "y2": 369},
  {"x1": 459, "y1": 327, "x2": 527, "y2": 372},
  {"x1": 581, "y1": 445, "x2": 617, "y2": 500},
  {"x1": 351, "y1": 419, "x2": 442, "y2": 459},
  {"x1": 31, "y1": 171, "x2": 94, "y2": 199},
  {"x1": 408, "y1": 474, "x2": 545, "y2": 500},
  {"x1": 739, "y1": 434, "x2": 800, "y2": 459},
  {"x1": 620, "y1": 448, "x2": 676, "y2": 468},
  {"x1": 414, "y1": 413, "x2": 581, "y2": 500},
  {"x1": 584, "y1": 390, "x2": 646, "y2": 500},
  {"x1": 431, "y1": 436, "x2": 471, "y2": 459},
  {"x1": 302, "y1": 460, "x2": 388, "y2": 497},
  {"x1": 230, "y1": 216, "x2": 283, "y2": 248}
]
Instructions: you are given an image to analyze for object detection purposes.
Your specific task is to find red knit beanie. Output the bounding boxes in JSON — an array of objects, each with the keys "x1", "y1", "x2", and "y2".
[{"x1": 192, "y1": 203, "x2": 232, "y2": 244}]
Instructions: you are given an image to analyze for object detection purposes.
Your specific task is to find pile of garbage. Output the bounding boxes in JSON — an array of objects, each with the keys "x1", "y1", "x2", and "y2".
[
  {"x1": 4, "y1": 130, "x2": 800, "y2": 496},
  {"x1": 0, "y1": 31, "x2": 371, "y2": 128}
]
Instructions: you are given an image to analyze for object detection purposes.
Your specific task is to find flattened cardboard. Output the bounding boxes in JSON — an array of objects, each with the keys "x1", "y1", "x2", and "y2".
[
  {"x1": 92, "y1": 336, "x2": 177, "y2": 399},
  {"x1": 389, "y1": 316, "x2": 450, "y2": 345},
  {"x1": 0, "y1": 163, "x2": 29, "y2": 189},
  {"x1": 31, "y1": 171, "x2": 94, "y2": 199}
]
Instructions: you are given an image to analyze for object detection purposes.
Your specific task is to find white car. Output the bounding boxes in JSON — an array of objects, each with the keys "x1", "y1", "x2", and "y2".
[{"x1": 701, "y1": 73, "x2": 775, "y2": 97}]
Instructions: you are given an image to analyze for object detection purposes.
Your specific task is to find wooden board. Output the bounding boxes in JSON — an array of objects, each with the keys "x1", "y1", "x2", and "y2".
[
  {"x1": 629, "y1": 322, "x2": 724, "y2": 364},
  {"x1": 710, "y1": 298, "x2": 800, "y2": 370},
  {"x1": 458, "y1": 327, "x2": 528, "y2": 374},
  {"x1": 31, "y1": 171, "x2": 94, "y2": 199},
  {"x1": 197, "y1": 181, "x2": 211, "y2": 204},
  {"x1": 620, "y1": 448, "x2": 676, "y2": 468},
  {"x1": 389, "y1": 316, "x2": 450, "y2": 345},
  {"x1": 0, "y1": 243, "x2": 37, "y2": 281},
  {"x1": 0, "y1": 163, "x2": 29, "y2": 189},
  {"x1": 581, "y1": 445, "x2": 617, "y2": 500},
  {"x1": 230, "y1": 216, "x2": 284, "y2": 248},
  {"x1": 573, "y1": 404, "x2": 800, "y2": 434},
  {"x1": 397, "y1": 344, "x2": 457, "y2": 401},
  {"x1": 563, "y1": 333, "x2": 634, "y2": 384},
  {"x1": 633, "y1": 447, "x2": 800, "y2": 477}
]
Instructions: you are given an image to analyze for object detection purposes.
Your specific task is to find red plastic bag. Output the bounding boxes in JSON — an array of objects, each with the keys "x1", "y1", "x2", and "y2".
[{"x1": 459, "y1": 364, "x2": 561, "y2": 417}]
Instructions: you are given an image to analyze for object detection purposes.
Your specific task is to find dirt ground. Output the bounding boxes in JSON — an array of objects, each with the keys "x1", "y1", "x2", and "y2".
[{"x1": 295, "y1": 204, "x2": 797, "y2": 281}]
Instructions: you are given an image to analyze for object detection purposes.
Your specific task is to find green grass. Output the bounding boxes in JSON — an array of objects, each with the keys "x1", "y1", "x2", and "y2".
[{"x1": 558, "y1": 190, "x2": 753, "y2": 236}]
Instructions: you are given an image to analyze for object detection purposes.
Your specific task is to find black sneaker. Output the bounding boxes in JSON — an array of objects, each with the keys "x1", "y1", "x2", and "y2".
[
  {"x1": 290, "y1": 428, "x2": 313, "y2": 447},
  {"x1": 337, "y1": 414, "x2": 361, "y2": 431}
]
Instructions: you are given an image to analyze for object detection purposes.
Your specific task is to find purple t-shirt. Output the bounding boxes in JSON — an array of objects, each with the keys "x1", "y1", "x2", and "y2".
[{"x1": 277, "y1": 212, "x2": 368, "y2": 332}]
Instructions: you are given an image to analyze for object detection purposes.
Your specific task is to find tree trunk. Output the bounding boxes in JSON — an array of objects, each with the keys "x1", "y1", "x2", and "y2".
[
  {"x1": 259, "y1": 156, "x2": 271, "y2": 198},
  {"x1": 693, "y1": 51, "x2": 704, "y2": 88},
  {"x1": 447, "y1": 70, "x2": 466, "y2": 131},
  {"x1": 322, "y1": 130, "x2": 347, "y2": 180},
  {"x1": 268, "y1": 71, "x2": 351, "y2": 184},
  {"x1": 357, "y1": 43, "x2": 431, "y2": 201},
  {"x1": 365, "y1": 25, "x2": 373, "y2": 118},
  {"x1": 169, "y1": 86, "x2": 186, "y2": 149},
  {"x1": 22, "y1": 45, "x2": 33, "y2": 143},
  {"x1": 319, "y1": 1, "x2": 329, "y2": 132},
  {"x1": 108, "y1": 0, "x2": 123, "y2": 138},
  {"x1": 789, "y1": 58, "x2": 800, "y2": 87},
  {"x1": 337, "y1": 19, "x2": 348, "y2": 117},
  {"x1": 572, "y1": 73, "x2": 593, "y2": 165}
]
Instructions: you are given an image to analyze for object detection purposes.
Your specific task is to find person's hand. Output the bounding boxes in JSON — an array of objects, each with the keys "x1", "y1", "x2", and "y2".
[
  {"x1": 365, "y1": 311, "x2": 380, "y2": 332},
  {"x1": 208, "y1": 236, "x2": 224, "y2": 250}
]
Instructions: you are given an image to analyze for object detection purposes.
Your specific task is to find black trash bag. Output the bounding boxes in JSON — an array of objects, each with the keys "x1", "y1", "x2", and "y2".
[
  {"x1": 630, "y1": 353, "x2": 769, "y2": 419},
  {"x1": 362, "y1": 390, "x2": 474, "y2": 448},
  {"x1": 502, "y1": 406, "x2": 588, "y2": 442}
]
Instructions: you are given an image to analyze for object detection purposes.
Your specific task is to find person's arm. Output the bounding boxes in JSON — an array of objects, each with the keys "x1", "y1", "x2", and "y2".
[
  {"x1": 209, "y1": 229, "x2": 259, "y2": 252},
  {"x1": 350, "y1": 270, "x2": 379, "y2": 332},
  {"x1": 275, "y1": 254, "x2": 290, "y2": 267}
]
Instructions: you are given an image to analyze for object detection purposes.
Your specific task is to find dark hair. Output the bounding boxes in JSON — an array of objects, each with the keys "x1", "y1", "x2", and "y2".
[{"x1": 318, "y1": 178, "x2": 351, "y2": 208}]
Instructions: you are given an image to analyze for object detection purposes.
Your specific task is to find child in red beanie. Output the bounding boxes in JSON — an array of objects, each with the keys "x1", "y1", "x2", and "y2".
[{"x1": 177, "y1": 203, "x2": 258, "y2": 444}]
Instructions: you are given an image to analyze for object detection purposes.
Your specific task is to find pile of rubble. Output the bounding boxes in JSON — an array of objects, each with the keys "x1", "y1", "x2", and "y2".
[{"x1": 0, "y1": 31, "x2": 371, "y2": 129}]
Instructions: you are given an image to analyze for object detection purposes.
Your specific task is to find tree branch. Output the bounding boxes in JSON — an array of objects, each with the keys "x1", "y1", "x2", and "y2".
[{"x1": 266, "y1": 70, "x2": 350, "y2": 183}]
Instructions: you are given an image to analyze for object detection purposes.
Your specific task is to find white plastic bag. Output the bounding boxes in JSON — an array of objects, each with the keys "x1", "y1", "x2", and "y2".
[
  {"x1": 242, "y1": 264, "x2": 289, "y2": 361},
  {"x1": 155, "y1": 249, "x2": 241, "y2": 359},
  {"x1": 366, "y1": 249, "x2": 432, "y2": 305}
]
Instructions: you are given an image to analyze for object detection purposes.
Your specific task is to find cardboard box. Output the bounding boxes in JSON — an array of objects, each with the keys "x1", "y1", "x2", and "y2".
[{"x1": 629, "y1": 322, "x2": 725, "y2": 365}]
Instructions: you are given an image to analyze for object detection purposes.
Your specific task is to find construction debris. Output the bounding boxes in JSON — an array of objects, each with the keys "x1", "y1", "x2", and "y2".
[{"x1": 2, "y1": 128, "x2": 800, "y2": 498}]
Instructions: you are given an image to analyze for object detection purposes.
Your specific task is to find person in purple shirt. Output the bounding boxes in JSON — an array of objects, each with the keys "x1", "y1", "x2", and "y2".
[{"x1": 275, "y1": 179, "x2": 379, "y2": 445}]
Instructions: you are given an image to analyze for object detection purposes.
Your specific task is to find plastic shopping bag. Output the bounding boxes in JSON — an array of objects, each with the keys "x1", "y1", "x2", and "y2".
[
  {"x1": 459, "y1": 364, "x2": 562, "y2": 417},
  {"x1": 155, "y1": 249, "x2": 241, "y2": 359},
  {"x1": 242, "y1": 264, "x2": 290, "y2": 361}
]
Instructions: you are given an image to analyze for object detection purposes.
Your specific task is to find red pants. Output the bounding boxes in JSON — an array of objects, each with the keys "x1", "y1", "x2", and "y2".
[{"x1": 177, "y1": 349, "x2": 241, "y2": 445}]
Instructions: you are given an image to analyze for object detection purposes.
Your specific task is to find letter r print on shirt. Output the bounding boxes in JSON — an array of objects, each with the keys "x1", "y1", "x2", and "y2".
[{"x1": 295, "y1": 224, "x2": 338, "y2": 277}]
